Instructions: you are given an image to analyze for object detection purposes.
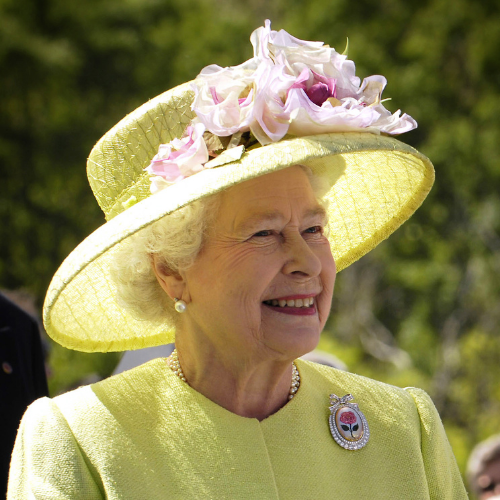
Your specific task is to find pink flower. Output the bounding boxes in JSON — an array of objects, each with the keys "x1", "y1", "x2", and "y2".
[
  {"x1": 288, "y1": 68, "x2": 337, "y2": 107},
  {"x1": 146, "y1": 122, "x2": 208, "y2": 193},
  {"x1": 340, "y1": 411, "x2": 357, "y2": 425}
]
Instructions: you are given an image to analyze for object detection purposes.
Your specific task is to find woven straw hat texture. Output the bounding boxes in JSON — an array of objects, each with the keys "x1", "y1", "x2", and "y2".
[{"x1": 43, "y1": 82, "x2": 434, "y2": 352}]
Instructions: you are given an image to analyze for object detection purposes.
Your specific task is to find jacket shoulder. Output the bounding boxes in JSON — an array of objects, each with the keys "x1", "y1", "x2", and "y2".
[
  {"x1": 297, "y1": 359, "x2": 416, "y2": 402},
  {"x1": 296, "y1": 359, "x2": 427, "y2": 437}
]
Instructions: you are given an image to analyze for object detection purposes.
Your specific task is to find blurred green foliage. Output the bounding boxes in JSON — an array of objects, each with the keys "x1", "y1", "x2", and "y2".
[{"x1": 1, "y1": 0, "x2": 500, "y2": 495}]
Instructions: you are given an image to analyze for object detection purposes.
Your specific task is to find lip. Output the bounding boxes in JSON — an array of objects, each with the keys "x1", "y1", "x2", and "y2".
[
  {"x1": 262, "y1": 303, "x2": 317, "y2": 316},
  {"x1": 264, "y1": 293, "x2": 318, "y2": 301}
]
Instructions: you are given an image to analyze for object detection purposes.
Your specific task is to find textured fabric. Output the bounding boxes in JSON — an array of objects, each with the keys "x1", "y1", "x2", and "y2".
[
  {"x1": 8, "y1": 359, "x2": 467, "y2": 499},
  {"x1": 42, "y1": 81, "x2": 434, "y2": 352}
]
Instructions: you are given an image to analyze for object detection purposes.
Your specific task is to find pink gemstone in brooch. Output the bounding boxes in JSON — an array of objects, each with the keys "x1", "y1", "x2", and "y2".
[{"x1": 329, "y1": 394, "x2": 370, "y2": 450}]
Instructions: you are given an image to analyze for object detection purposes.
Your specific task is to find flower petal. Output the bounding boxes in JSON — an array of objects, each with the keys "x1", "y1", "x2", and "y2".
[{"x1": 145, "y1": 122, "x2": 209, "y2": 192}]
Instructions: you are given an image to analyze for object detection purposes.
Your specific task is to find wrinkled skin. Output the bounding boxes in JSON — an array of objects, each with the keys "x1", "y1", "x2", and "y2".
[{"x1": 154, "y1": 165, "x2": 336, "y2": 418}]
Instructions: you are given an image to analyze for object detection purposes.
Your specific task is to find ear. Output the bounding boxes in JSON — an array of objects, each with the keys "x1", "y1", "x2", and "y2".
[{"x1": 150, "y1": 254, "x2": 189, "y2": 303}]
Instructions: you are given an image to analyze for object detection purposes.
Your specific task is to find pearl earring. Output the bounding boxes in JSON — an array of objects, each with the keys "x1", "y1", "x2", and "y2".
[{"x1": 174, "y1": 298, "x2": 187, "y2": 313}]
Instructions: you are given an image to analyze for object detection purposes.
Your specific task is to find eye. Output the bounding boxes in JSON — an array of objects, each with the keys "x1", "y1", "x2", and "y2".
[
  {"x1": 252, "y1": 230, "x2": 274, "y2": 237},
  {"x1": 304, "y1": 225, "x2": 323, "y2": 234}
]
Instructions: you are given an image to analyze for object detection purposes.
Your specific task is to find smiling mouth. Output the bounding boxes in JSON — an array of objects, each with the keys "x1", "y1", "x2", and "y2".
[
  {"x1": 262, "y1": 296, "x2": 317, "y2": 316},
  {"x1": 262, "y1": 297, "x2": 315, "y2": 308}
]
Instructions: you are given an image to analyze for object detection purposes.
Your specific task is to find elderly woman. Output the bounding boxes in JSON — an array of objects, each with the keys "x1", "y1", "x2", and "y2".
[{"x1": 8, "y1": 22, "x2": 467, "y2": 499}]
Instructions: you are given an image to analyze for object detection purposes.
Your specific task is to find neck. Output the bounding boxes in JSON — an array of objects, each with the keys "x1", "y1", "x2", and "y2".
[{"x1": 171, "y1": 337, "x2": 298, "y2": 421}]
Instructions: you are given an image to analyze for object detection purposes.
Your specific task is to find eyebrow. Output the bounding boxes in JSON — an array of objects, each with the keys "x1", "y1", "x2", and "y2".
[{"x1": 235, "y1": 206, "x2": 327, "y2": 233}]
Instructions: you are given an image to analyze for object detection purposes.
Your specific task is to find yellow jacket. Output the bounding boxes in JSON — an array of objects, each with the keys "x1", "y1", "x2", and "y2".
[{"x1": 8, "y1": 358, "x2": 467, "y2": 499}]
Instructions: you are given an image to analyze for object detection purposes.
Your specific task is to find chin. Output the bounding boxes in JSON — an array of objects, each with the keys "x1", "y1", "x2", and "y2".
[{"x1": 265, "y1": 326, "x2": 321, "y2": 361}]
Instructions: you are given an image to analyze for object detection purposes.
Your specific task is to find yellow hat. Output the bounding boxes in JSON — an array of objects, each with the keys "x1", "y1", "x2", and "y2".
[{"x1": 43, "y1": 22, "x2": 434, "y2": 353}]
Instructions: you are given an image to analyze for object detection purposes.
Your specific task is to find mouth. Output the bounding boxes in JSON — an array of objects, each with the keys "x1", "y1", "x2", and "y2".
[{"x1": 262, "y1": 295, "x2": 317, "y2": 316}]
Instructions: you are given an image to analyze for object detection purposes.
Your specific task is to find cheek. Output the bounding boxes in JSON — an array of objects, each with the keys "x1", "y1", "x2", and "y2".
[
  {"x1": 325, "y1": 252, "x2": 337, "y2": 289},
  {"x1": 189, "y1": 245, "x2": 279, "y2": 304},
  {"x1": 318, "y1": 249, "x2": 336, "y2": 326}
]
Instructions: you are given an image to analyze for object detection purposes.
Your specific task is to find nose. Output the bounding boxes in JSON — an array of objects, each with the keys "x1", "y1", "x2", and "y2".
[{"x1": 281, "y1": 231, "x2": 322, "y2": 278}]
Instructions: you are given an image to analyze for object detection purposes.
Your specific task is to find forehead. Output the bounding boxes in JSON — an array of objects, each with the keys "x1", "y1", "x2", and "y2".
[{"x1": 218, "y1": 166, "x2": 323, "y2": 227}]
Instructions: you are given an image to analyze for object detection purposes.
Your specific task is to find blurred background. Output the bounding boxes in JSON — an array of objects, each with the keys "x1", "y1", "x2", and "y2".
[{"x1": 1, "y1": 0, "x2": 499, "y2": 494}]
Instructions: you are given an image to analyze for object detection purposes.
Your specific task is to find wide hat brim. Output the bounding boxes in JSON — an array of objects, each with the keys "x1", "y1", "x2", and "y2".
[{"x1": 43, "y1": 82, "x2": 434, "y2": 353}]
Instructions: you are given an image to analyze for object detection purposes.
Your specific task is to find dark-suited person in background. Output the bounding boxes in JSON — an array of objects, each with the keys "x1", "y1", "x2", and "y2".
[{"x1": 0, "y1": 292, "x2": 49, "y2": 496}]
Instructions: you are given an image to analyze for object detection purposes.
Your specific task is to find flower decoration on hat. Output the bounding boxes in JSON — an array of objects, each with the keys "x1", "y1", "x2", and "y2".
[
  {"x1": 147, "y1": 122, "x2": 208, "y2": 193},
  {"x1": 146, "y1": 20, "x2": 417, "y2": 192}
]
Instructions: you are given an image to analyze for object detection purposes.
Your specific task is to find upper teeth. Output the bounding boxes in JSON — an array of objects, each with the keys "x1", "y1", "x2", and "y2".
[{"x1": 264, "y1": 297, "x2": 315, "y2": 308}]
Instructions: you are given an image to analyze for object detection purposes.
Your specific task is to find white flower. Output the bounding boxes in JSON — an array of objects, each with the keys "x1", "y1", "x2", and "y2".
[
  {"x1": 252, "y1": 20, "x2": 360, "y2": 99},
  {"x1": 285, "y1": 92, "x2": 381, "y2": 137},
  {"x1": 248, "y1": 20, "x2": 417, "y2": 139},
  {"x1": 249, "y1": 63, "x2": 293, "y2": 144},
  {"x1": 149, "y1": 22, "x2": 418, "y2": 193},
  {"x1": 190, "y1": 20, "x2": 417, "y2": 144},
  {"x1": 356, "y1": 75, "x2": 417, "y2": 134},
  {"x1": 191, "y1": 59, "x2": 259, "y2": 137}
]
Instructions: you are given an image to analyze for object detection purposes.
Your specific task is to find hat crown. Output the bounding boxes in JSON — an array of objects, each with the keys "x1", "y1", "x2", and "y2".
[{"x1": 87, "y1": 83, "x2": 195, "y2": 221}]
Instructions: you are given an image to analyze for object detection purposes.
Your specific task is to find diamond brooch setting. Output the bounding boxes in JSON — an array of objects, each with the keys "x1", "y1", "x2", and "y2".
[{"x1": 328, "y1": 393, "x2": 370, "y2": 451}]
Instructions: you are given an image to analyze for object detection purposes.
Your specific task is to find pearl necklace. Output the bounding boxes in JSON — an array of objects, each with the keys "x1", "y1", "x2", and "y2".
[{"x1": 167, "y1": 349, "x2": 300, "y2": 400}]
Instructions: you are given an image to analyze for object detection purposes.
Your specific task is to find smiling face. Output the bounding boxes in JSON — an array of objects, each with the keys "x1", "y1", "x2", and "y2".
[{"x1": 178, "y1": 165, "x2": 336, "y2": 364}]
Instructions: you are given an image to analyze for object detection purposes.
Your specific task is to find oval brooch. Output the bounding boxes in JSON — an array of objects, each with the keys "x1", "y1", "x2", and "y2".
[{"x1": 329, "y1": 394, "x2": 370, "y2": 450}]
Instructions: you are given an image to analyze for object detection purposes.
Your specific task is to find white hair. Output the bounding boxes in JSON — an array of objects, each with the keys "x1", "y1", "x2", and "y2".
[
  {"x1": 109, "y1": 194, "x2": 221, "y2": 326},
  {"x1": 109, "y1": 166, "x2": 328, "y2": 326}
]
